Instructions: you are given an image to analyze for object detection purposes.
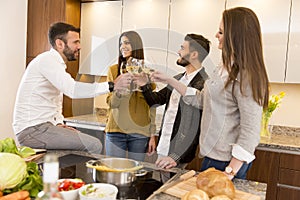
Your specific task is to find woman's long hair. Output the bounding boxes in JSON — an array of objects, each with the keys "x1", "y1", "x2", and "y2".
[
  {"x1": 222, "y1": 7, "x2": 269, "y2": 109},
  {"x1": 117, "y1": 31, "x2": 144, "y2": 76}
]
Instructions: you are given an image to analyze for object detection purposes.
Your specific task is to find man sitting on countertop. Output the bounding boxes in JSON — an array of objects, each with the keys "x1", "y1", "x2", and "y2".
[{"x1": 13, "y1": 22, "x2": 132, "y2": 154}]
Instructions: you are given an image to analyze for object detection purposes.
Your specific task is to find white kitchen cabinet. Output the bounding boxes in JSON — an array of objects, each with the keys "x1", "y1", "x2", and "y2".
[
  {"x1": 285, "y1": 0, "x2": 300, "y2": 83},
  {"x1": 226, "y1": 0, "x2": 290, "y2": 83},
  {"x1": 169, "y1": 0, "x2": 225, "y2": 76},
  {"x1": 80, "y1": 1, "x2": 122, "y2": 75},
  {"x1": 122, "y1": 0, "x2": 170, "y2": 74}
]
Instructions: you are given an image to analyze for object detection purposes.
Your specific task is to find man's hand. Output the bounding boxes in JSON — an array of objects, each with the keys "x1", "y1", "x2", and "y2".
[
  {"x1": 155, "y1": 156, "x2": 177, "y2": 169},
  {"x1": 57, "y1": 124, "x2": 80, "y2": 133},
  {"x1": 114, "y1": 73, "x2": 132, "y2": 91}
]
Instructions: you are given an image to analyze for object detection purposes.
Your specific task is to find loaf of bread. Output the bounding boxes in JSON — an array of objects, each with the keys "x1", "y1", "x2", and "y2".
[
  {"x1": 196, "y1": 168, "x2": 235, "y2": 199},
  {"x1": 181, "y1": 189, "x2": 210, "y2": 200},
  {"x1": 210, "y1": 195, "x2": 232, "y2": 200}
]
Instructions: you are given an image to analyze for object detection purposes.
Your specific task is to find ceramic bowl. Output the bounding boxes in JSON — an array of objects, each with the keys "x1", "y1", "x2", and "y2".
[
  {"x1": 79, "y1": 183, "x2": 118, "y2": 200},
  {"x1": 59, "y1": 189, "x2": 79, "y2": 200},
  {"x1": 57, "y1": 179, "x2": 85, "y2": 200}
]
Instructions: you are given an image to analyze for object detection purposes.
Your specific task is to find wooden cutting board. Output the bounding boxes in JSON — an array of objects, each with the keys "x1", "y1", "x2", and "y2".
[
  {"x1": 164, "y1": 177, "x2": 260, "y2": 200},
  {"x1": 24, "y1": 153, "x2": 45, "y2": 162}
]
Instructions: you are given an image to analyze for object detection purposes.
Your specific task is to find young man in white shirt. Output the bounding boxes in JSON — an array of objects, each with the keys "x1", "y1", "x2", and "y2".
[{"x1": 13, "y1": 22, "x2": 131, "y2": 154}]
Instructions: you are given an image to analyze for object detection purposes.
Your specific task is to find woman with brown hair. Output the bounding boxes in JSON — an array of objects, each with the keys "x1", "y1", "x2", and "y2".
[
  {"x1": 105, "y1": 31, "x2": 156, "y2": 161},
  {"x1": 150, "y1": 7, "x2": 269, "y2": 179}
]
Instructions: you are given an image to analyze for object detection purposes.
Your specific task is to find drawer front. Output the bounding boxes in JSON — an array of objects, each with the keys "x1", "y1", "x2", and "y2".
[
  {"x1": 280, "y1": 153, "x2": 300, "y2": 170},
  {"x1": 279, "y1": 168, "x2": 300, "y2": 187},
  {"x1": 277, "y1": 186, "x2": 300, "y2": 200}
]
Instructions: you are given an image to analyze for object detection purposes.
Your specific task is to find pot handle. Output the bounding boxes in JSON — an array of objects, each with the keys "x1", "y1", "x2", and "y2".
[
  {"x1": 86, "y1": 159, "x2": 99, "y2": 166},
  {"x1": 134, "y1": 169, "x2": 148, "y2": 177}
]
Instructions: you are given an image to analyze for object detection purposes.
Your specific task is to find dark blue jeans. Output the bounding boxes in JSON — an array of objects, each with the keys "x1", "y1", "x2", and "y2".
[
  {"x1": 200, "y1": 157, "x2": 252, "y2": 179},
  {"x1": 105, "y1": 132, "x2": 149, "y2": 161}
]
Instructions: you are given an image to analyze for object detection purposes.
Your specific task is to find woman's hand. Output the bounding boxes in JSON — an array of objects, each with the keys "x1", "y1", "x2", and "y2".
[
  {"x1": 132, "y1": 73, "x2": 149, "y2": 87},
  {"x1": 150, "y1": 71, "x2": 171, "y2": 84},
  {"x1": 147, "y1": 136, "x2": 157, "y2": 156},
  {"x1": 151, "y1": 70, "x2": 187, "y2": 96},
  {"x1": 114, "y1": 73, "x2": 132, "y2": 91},
  {"x1": 0, "y1": 191, "x2": 30, "y2": 200}
]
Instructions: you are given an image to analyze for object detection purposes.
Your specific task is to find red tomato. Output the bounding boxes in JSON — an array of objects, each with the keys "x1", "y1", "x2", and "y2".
[
  {"x1": 73, "y1": 182, "x2": 85, "y2": 189},
  {"x1": 58, "y1": 179, "x2": 85, "y2": 191},
  {"x1": 58, "y1": 180, "x2": 70, "y2": 191}
]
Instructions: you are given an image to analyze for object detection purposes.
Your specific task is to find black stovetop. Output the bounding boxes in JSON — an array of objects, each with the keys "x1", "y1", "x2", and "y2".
[{"x1": 56, "y1": 154, "x2": 168, "y2": 200}]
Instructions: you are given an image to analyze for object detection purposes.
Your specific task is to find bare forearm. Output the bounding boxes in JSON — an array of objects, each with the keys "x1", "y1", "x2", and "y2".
[{"x1": 166, "y1": 77, "x2": 187, "y2": 96}]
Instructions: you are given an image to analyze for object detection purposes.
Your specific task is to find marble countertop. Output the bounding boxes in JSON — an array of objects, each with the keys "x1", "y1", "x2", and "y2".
[
  {"x1": 259, "y1": 125, "x2": 300, "y2": 153},
  {"x1": 64, "y1": 113, "x2": 106, "y2": 126},
  {"x1": 65, "y1": 111, "x2": 300, "y2": 153}
]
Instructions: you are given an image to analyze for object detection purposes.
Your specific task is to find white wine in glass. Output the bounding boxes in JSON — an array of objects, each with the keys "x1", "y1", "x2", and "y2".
[{"x1": 126, "y1": 65, "x2": 140, "y2": 74}]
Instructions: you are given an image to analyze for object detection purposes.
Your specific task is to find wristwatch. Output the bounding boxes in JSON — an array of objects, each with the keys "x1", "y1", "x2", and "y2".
[
  {"x1": 225, "y1": 166, "x2": 236, "y2": 176},
  {"x1": 108, "y1": 81, "x2": 114, "y2": 92}
]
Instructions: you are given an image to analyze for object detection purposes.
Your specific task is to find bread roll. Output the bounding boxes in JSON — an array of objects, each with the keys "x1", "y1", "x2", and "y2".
[
  {"x1": 211, "y1": 195, "x2": 232, "y2": 200},
  {"x1": 196, "y1": 168, "x2": 235, "y2": 199},
  {"x1": 181, "y1": 189, "x2": 210, "y2": 200}
]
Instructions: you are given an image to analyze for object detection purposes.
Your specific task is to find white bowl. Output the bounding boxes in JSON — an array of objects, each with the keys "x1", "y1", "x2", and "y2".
[
  {"x1": 57, "y1": 179, "x2": 85, "y2": 200},
  {"x1": 60, "y1": 189, "x2": 79, "y2": 200},
  {"x1": 79, "y1": 183, "x2": 118, "y2": 200}
]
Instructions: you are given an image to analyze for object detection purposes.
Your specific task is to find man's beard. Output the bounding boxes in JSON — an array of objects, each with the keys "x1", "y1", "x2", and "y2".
[
  {"x1": 176, "y1": 54, "x2": 190, "y2": 67},
  {"x1": 63, "y1": 44, "x2": 78, "y2": 61}
]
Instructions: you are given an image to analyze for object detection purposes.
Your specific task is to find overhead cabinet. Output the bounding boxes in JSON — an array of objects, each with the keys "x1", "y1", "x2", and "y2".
[
  {"x1": 285, "y1": 0, "x2": 300, "y2": 83},
  {"x1": 80, "y1": 0, "x2": 299, "y2": 83}
]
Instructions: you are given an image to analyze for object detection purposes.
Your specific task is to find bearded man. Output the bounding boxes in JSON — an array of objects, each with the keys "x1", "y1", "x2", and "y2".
[
  {"x1": 134, "y1": 33, "x2": 210, "y2": 169},
  {"x1": 13, "y1": 22, "x2": 131, "y2": 154}
]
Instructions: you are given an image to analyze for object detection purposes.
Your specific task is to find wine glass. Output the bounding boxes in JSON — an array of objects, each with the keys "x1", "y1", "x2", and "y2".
[
  {"x1": 126, "y1": 58, "x2": 143, "y2": 92},
  {"x1": 140, "y1": 62, "x2": 159, "y2": 91}
]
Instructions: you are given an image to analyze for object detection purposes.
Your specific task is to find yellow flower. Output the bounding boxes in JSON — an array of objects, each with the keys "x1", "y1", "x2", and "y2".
[
  {"x1": 261, "y1": 92, "x2": 285, "y2": 137},
  {"x1": 265, "y1": 91, "x2": 285, "y2": 116}
]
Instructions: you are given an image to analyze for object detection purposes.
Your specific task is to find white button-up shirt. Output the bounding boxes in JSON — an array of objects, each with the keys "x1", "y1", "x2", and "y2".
[
  {"x1": 157, "y1": 69, "x2": 201, "y2": 156},
  {"x1": 13, "y1": 48, "x2": 109, "y2": 134}
]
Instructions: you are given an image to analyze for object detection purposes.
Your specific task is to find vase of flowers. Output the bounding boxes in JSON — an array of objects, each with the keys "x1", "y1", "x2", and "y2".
[{"x1": 261, "y1": 92, "x2": 285, "y2": 139}]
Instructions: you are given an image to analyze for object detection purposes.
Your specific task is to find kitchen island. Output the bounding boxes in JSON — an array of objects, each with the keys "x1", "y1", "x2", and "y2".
[
  {"x1": 36, "y1": 150, "x2": 266, "y2": 200},
  {"x1": 63, "y1": 112, "x2": 300, "y2": 199}
]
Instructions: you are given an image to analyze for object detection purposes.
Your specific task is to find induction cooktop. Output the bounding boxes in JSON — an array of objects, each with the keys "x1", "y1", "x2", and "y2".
[{"x1": 56, "y1": 154, "x2": 165, "y2": 200}]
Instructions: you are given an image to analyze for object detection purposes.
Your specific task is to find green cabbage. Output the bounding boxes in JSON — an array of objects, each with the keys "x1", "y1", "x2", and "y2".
[
  {"x1": 0, "y1": 138, "x2": 43, "y2": 198},
  {"x1": 0, "y1": 152, "x2": 27, "y2": 190}
]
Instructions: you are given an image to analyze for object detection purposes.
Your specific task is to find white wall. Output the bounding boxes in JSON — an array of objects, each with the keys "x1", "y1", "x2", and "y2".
[
  {"x1": 269, "y1": 83, "x2": 300, "y2": 128},
  {"x1": 0, "y1": 0, "x2": 27, "y2": 140}
]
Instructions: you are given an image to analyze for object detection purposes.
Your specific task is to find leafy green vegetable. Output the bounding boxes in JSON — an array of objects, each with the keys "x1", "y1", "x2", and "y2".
[
  {"x1": 0, "y1": 153, "x2": 27, "y2": 190},
  {"x1": 0, "y1": 138, "x2": 35, "y2": 158},
  {"x1": 3, "y1": 162, "x2": 43, "y2": 197},
  {"x1": 0, "y1": 138, "x2": 43, "y2": 198},
  {"x1": 18, "y1": 146, "x2": 36, "y2": 158},
  {"x1": 0, "y1": 138, "x2": 19, "y2": 155}
]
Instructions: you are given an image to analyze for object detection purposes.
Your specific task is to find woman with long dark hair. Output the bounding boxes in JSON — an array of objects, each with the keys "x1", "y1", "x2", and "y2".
[{"x1": 105, "y1": 31, "x2": 156, "y2": 161}]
